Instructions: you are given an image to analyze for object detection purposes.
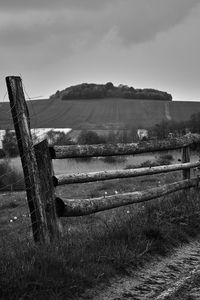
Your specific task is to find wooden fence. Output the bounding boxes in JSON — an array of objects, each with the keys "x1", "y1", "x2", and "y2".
[{"x1": 6, "y1": 76, "x2": 200, "y2": 243}]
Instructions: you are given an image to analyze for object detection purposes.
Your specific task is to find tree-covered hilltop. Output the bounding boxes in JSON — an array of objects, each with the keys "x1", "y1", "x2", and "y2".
[{"x1": 50, "y1": 82, "x2": 172, "y2": 101}]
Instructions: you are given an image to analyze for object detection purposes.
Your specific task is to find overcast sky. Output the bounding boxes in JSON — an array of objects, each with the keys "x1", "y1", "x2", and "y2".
[{"x1": 0, "y1": 0, "x2": 200, "y2": 101}]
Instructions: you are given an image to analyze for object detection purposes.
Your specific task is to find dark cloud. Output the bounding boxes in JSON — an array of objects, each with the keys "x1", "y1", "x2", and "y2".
[{"x1": 0, "y1": 0, "x2": 199, "y2": 50}]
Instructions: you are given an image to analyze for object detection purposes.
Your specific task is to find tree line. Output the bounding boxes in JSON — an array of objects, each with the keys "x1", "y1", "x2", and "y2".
[
  {"x1": 2, "y1": 112, "x2": 200, "y2": 157},
  {"x1": 50, "y1": 82, "x2": 172, "y2": 101},
  {"x1": 150, "y1": 112, "x2": 200, "y2": 140}
]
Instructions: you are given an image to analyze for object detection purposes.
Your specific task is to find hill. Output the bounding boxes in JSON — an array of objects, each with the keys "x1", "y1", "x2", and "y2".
[
  {"x1": 50, "y1": 82, "x2": 172, "y2": 101},
  {"x1": 1, "y1": 98, "x2": 200, "y2": 131}
]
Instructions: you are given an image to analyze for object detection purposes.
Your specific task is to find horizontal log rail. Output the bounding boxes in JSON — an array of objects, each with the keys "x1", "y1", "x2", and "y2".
[
  {"x1": 50, "y1": 134, "x2": 200, "y2": 159},
  {"x1": 55, "y1": 177, "x2": 200, "y2": 217},
  {"x1": 53, "y1": 161, "x2": 200, "y2": 186}
]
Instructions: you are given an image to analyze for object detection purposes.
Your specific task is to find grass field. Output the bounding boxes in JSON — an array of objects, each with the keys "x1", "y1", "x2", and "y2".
[
  {"x1": 1, "y1": 166, "x2": 200, "y2": 299},
  {"x1": 1, "y1": 98, "x2": 200, "y2": 130}
]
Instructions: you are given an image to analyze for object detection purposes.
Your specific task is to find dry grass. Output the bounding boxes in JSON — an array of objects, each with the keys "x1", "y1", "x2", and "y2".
[{"x1": 1, "y1": 173, "x2": 200, "y2": 299}]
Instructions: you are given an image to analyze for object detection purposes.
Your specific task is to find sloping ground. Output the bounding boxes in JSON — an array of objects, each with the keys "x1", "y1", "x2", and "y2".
[{"x1": 1, "y1": 98, "x2": 200, "y2": 130}]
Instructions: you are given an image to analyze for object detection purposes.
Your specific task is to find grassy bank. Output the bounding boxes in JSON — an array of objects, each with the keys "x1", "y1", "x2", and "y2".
[{"x1": 1, "y1": 172, "x2": 200, "y2": 299}]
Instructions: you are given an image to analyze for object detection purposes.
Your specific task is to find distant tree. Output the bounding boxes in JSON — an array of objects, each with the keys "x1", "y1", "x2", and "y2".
[
  {"x1": 55, "y1": 90, "x2": 60, "y2": 98},
  {"x1": 188, "y1": 113, "x2": 200, "y2": 133},
  {"x1": 2, "y1": 130, "x2": 19, "y2": 157},
  {"x1": 151, "y1": 119, "x2": 187, "y2": 140},
  {"x1": 105, "y1": 82, "x2": 114, "y2": 89},
  {"x1": 46, "y1": 131, "x2": 75, "y2": 145}
]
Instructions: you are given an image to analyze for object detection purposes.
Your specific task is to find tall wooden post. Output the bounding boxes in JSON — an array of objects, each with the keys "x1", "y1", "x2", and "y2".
[
  {"x1": 34, "y1": 140, "x2": 62, "y2": 239},
  {"x1": 6, "y1": 76, "x2": 51, "y2": 243},
  {"x1": 182, "y1": 146, "x2": 190, "y2": 179}
]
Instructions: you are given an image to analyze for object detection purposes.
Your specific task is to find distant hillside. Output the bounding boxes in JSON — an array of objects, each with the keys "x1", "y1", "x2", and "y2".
[
  {"x1": 1, "y1": 98, "x2": 200, "y2": 131},
  {"x1": 50, "y1": 82, "x2": 172, "y2": 101}
]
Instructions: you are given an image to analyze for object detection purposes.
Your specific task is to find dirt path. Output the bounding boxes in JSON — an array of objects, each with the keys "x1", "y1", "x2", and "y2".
[{"x1": 81, "y1": 238, "x2": 200, "y2": 300}]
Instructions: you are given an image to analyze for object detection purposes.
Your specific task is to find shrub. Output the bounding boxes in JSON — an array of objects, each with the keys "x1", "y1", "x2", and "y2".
[
  {"x1": 156, "y1": 154, "x2": 174, "y2": 166},
  {"x1": 77, "y1": 130, "x2": 106, "y2": 145},
  {"x1": 47, "y1": 131, "x2": 75, "y2": 146},
  {"x1": 2, "y1": 129, "x2": 19, "y2": 157},
  {"x1": 0, "y1": 160, "x2": 24, "y2": 190},
  {"x1": 124, "y1": 160, "x2": 157, "y2": 169},
  {"x1": 0, "y1": 149, "x2": 5, "y2": 158}
]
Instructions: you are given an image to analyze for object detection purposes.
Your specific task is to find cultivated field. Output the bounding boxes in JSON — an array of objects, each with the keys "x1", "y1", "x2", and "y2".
[{"x1": 1, "y1": 98, "x2": 200, "y2": 130}]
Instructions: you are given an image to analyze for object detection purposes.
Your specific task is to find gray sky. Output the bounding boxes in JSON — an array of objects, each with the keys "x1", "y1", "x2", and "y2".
[{"x1": 0, "y1": 0, "x2": 200, "y2": 101}]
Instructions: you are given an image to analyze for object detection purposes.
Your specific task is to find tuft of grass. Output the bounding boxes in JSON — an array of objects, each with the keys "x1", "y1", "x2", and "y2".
[
  {"x1": 0, "y1": 201, "x2": 19, "y2": 210},
  {"x1": 125, "y1": 153, "x2": 174, "y2": 170},
  {"x1": 124, "y1": 160, "x2": 158, "y2": 169},
  {"x1": 156, "y1": 153, "x2": 174, "y2": 166}
]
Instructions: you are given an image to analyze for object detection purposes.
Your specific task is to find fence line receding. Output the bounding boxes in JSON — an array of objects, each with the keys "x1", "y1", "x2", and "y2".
[{"x1": 6, "y1": 76, "x2": 200, "y2": 243}]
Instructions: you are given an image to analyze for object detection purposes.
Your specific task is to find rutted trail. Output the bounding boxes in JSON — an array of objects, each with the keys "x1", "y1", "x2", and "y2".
[{"x1": 81, "y1": 238, "x2": 200, "y2": 300}]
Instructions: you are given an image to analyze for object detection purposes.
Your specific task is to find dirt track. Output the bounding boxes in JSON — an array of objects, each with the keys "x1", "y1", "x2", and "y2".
[{"x1": 81, "y1": 238, "x2": 200, "y2": 300}]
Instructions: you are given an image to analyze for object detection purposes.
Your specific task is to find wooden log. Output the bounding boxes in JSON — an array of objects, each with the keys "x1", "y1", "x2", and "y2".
[
  {"x1": 6, "y1": 76, "x2": 50, "y2": 243},
  {"x1": 34, "y1": 140, "x2": 62, "y2": 240},
  {"x1": 56, "y1": 178, "x2": 199, "y2": 217},
  {"x1": 182, "y1": 146, "x2": 190, "y2": 179},
  {"x1": 50, "y1": 134, "x2": 200, "y2": 159},
  {"x1": 53, "y1": 161, "x2": 200, "y2": 186}
]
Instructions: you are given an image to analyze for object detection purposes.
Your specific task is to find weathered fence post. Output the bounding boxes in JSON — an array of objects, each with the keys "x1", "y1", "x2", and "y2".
[
  {"x1": 6, "y1": 76, "x2": 51, "y2": 243},
  {"x1": 34, "y1": 140, "x2": 62, "y2": 239},
  {"x1": 182, "y1": 146, "x2": 190, "y2": 179}
]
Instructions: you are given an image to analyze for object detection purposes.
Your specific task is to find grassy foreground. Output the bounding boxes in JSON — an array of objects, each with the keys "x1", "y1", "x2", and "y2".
[{"x1": 1, "y1": 173, "x2": 200, "y2": 299}]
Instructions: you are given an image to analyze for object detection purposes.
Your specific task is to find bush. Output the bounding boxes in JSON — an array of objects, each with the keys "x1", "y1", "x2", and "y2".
[
  {"x1": 0, "y1": 160, "x2": 24, "y2": 190},
  {"x1": 156, "y1": 154, "x2": 174, "y2": 166},
  {"x1": 77, "y1": 130, "x2": 106, "y2": 145},
  {"x1": 47, "y1": 131, "x2": 75, "y2": 146},
  {"x1": 0, "y1": 149, "x2": 5, "y2": 158},
  {"x1": 2, "y1": 129, "x2": 19, "y2": 157}
]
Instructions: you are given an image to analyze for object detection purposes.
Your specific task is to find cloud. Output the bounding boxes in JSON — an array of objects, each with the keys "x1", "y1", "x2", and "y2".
[
  {"x1": 0, "y1": 0, "x2": 199, "y2": 50},
  {"x1": 0, "y1": 0, "x2": 113, "y2": 12},
  {"x1": 107, "y1": 0, "x2": 199, "y2": 45},
  {"x1": 0, "y1": 0, "x2": 199, "y2": 77}
]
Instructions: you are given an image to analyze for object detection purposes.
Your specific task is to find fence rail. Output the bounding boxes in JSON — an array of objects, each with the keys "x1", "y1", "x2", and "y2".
[
  {"x1": 6, "y1": 75, "x2": 200, "y2": 243},
  {"x1": 56, "y1": 178, "x2": 200, "y2": 217},
  {"x1": 53, "y1": 161, "x2": 200, "y2": 186},
  {"x1": 50, "y1": 134, "x2": 200, "y2": 159}
]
